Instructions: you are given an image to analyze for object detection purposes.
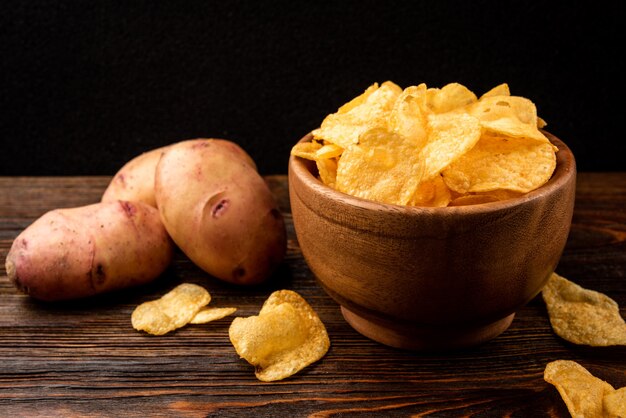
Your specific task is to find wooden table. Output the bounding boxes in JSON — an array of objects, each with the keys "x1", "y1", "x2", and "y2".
[{"x1": 1, "y1": 174, "x2": 625, "y2": 417}]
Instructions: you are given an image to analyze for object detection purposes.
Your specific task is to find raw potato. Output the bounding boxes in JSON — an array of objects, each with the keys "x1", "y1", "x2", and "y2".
[
  {"x1": 5, "y1": 200, "x2": 174, "y2": 301},
  {"x1": 155, "y1": 138, "x2": 286, "y2": 285},
  {"x1": 102, "y1": 143, "x2": 258, "y2": 207},
  {"x1": 101, "y1": 146, "x2": 170, "y2": 207}
]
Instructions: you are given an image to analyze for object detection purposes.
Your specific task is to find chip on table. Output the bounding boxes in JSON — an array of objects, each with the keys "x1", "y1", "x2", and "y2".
[
  {"x1": 229, "y1": 289, "x2": 330, "y2": 382},
  {"x1": 544, "y1": 360, "x2": 624, "y2": 418},
  {"x1": 131, "y1": 283, "x2": 236, "y2": 335},
  {"x1": 542, "y1": 272, "x2": 626, "y2": 346}
]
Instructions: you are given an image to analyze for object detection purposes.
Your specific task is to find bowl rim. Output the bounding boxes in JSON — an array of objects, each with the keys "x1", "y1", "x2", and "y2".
[{"x1": 289, "y1": 130, "x2": 576, "y2": 215}]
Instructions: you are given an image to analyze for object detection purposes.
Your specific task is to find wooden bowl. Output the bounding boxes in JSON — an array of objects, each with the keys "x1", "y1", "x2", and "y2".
[{"x1": 288, "y1": 131, "x2": 576, "y2": 350}]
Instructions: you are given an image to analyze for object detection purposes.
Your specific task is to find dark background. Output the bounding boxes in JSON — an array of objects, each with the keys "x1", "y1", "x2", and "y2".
[{"x1": 1, "y1": 1, "x2": 624, "y2": 176}]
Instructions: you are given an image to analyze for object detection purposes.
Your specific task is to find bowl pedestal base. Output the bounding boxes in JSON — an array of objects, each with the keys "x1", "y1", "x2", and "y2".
[{"x1": 341, "y1": 307, "x2": 515, "y2": 351}]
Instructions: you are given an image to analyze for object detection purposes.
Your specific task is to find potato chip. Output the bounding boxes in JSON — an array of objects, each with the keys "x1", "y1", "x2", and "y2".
[
  {"x1": 132, "y1": 283, "x2": 211, "y2": 335},
  {"x1": 190, "y1": 307, "x2": 237, "y2": 324},
  {"x1": 290, "y1": 141, "x2": 322, "y2": 160},
  {"x1": 469, "y1": 95, "x2": 550, "y2": 143},
  {"x1": 315, "y1": 143, "x2": 343, "y2": 160},
  {"x1": 426, "y1": 82, "x2": 478, "y2": 113},
  {"x1": 537, "y1": 116, "x2": 548, "y2": 129},
  {"x1": 316, "y1": 157, "x2": 338, "y2": 187},
  {"x1": 421, "y1": 112, "x2": 482, "y2": 180},
  {"x1": 337, "y1": 82, "x2": 379, "y2": 114},
  {"x1": 408, "y1": 174, "x2": 451, "y2": 207},
  {"x1": 335, "y1": 128, "x2": 425, "y2": 206},
  {"x1": 442, "y1": 134, "x2": 556, "y2": 193},
  {"x1": 312, "y1": 81, "x2": 402, "y2": 149},
  {"x1": 480, "y1": 83, "x2": 510, "y2": 99},
  {"x1": 604, "y1": 387, "x2": 626, "y2": 418},
  {"x1": 544, "y1": 360, "x2": 615, "y2": 418},
  {"x1": 388, "y1": 84, "x2": 428, "y2": 147},
  {"x1": 542, "y1": 272, "x2": 626, "y2": 346},
  {"x1": 229, "y1": 289, "x2": 330, "y2": 382}
]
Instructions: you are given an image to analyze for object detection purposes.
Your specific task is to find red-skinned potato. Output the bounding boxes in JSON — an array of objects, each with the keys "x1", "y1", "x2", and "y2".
[
  {"x1": 101, "y1": 146, "x2": 170, "y2": 207},
  {"x1": 155, "y1": 138, "x2": 286, "y2": 285},
  {"x1": 5, "y1": 200, "x2": 174, "y2": 301}
]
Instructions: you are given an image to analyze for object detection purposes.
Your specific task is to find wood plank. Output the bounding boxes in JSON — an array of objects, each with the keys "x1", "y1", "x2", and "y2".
[{"x1": 0, "y1": 174, "x2": 625, "y2": 417}]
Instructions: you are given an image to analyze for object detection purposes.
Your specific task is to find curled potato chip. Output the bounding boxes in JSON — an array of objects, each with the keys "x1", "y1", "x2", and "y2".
[
  {"x1": 337, "y1": 82, "x2": 379, "y2": 114},
  {"x1": 315, "y1": 143, "x2": 343, "y2": 160},
  {"x1": 442, "y1": 134, "x2": 557, "y2": 194},
  {"x1": 312, "y1": 81, "x2": 402, "y2": 149},
  {"x1": 291, "y1": 141, "x2": 322, "y2": 160},
  {"x1": 229, "y1": 290, "x2": 330, "y2": 382},
  {"x1": 316, "y1": 157, "x2": 338, "y2": 188},
  {"x1": 190, "y1": 307, "x2": 237, "y2": 324},
  {"x1": 480, "y1": 83, "x2": 510, "y2": 99},
  {"x1": 388, "y1": 84, "x2": 428, "y2": 147},
  {"x1": 336, "y1": 128, "x2": 425, "y2": 206},
  {"x1": 408, "y1": 175, "x2": 451, "y2": 207},
  {"x1": 132, "y1": 283, "x2": 211, "y2": 335},
  {"x1": 542, "y1": 272, "x2": 626, "y2": 346},
  {"x1": 421, "y1": 112, "x2": 482, "y2": 180},
  {"x1": 426, "y1": 82, "x2": 478, "y2": 113},
  {"x1": 469, "y1": 95, "x2": 549, "y2": 143},
  {"x1": 604, "y1": 387, "x2": 626, "y2": 418},
  {"x1": 537, "y1": 116, "x2": 548, "y2": 129},
  {"x1": 544, "y1": 360, "x2": 615, "y2": 418}
]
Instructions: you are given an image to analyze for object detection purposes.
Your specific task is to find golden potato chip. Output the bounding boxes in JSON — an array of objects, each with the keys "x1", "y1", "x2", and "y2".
[
  {"x1": 190, "y1": 307, "x2": 237, "y2": 324},
  {"x1": 469, "y1": 95, "x2": 549, "y2": 143},
  {"x1": 132, "y1": 283, "x2": 211, "y2": 335},
  {"x1": 480, "y1": 83, "x2": 510, "y2": 99},
  {"x1": 537, "y1": 116, "x2": 548, "y2": 129},
  {"x1": 542, "y1": 272, "x2": 626, "y2": 346},
  {"x1": 442, "y1": 134, "x2": 556, "y2": 193},
  {"x1": 388, "y1": 84, "x2": 428, "y2": 147},
  {"x1": 291, "y1": 141, "x2": 341, "y2": 187},
  {"x1": 312, "y1": 81, "x2": 402, "y2": 149},
  {"x1": 316, "y1": 157, "x2": 338, "y2": 187},
  {"x1": 315, "y1": 143, "x2": 343, "y2": 160},
  {"x1": 426, "y1": 82, "x2": 478, "y2": 113},
  {"x1": 290, "y1": 141, "x2": 322, "y2": 160},
  {"x1": 337, "y1": 82, "x2": 379, "y2": 114},
  {"x1": 229, "y1": 289, "x2": 330, "y2": 382},
  {"x1": 604, "y1": 387, "x2": 626, "y2": 418},
  {"x1": 335, "y1": 128, "x2": 425, "y2": 206},
  {"x1": 421, "y1": 112, "x2": 482, "y2": 180},
  {"x1": 544, "y1": 360, "x2": 615, "y2": 418},
  {"x1": 408, "y1": 174, "x2": 451, "y2": 207}
]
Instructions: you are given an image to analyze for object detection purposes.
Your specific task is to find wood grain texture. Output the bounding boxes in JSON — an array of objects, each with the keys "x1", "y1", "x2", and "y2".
[{"x1": 0, "y1": 174, "x2": 625, "y2": 417}]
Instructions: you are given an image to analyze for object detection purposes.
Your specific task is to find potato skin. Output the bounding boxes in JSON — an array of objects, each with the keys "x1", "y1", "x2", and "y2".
[
  {"x1": 101, "y1": 146, "x2": 170, "y2": 207},
  {"x1": 155, "y1": 138, "x2": 286, "y2": 285},
  {"x1": 5, "y1": 200, "x2": 174, "y2": 301}
]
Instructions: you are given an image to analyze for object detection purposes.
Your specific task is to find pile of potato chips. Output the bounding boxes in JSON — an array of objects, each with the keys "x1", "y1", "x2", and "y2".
[{"x1": 292, "y1": 81, "x2": 557, "y2": 207}]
